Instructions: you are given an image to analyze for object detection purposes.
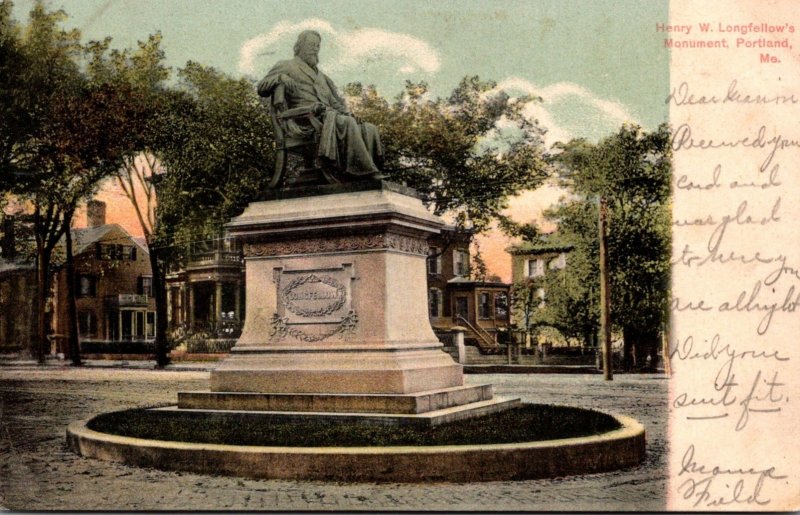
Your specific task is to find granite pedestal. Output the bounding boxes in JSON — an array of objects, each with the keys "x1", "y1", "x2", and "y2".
[{"x1": 178, "y1": 181, "x2": 518, "y2": 425}]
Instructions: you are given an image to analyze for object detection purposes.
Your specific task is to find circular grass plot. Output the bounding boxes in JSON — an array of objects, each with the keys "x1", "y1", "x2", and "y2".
[{"x1": 86, "y1": 403, "x2": 621, "y2": 447}]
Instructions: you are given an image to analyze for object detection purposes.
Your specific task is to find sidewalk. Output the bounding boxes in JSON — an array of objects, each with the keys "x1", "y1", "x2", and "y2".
[
  {"x1": 0, "y1": 355, "x2": 216, "y2": 372},
  {"x1": 0, "y1": 356, "x2": 663, "y2": 376},
  {"x1": 464, "y1": 364, "x2": 601, "y2": 374}
]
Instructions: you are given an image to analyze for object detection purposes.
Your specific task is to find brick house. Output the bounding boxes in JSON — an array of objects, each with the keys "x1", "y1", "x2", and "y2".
[
  {"x1": 427, "y1": 227, "x2": 511, "y2": 350},
  {"x1": 0, "y1": 216, "x2": 37, "y2": 354},
  {"x1": 51, "y1": 201, "x2": 155, "y2": 350}
]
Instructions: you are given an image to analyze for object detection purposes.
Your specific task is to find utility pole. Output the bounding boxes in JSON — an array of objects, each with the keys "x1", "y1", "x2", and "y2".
[{"x1": 598, "y1": 196, "x2": 613, "y2": 380}]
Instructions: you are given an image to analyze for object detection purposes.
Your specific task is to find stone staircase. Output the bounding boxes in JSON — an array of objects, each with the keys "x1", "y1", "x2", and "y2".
[{"x1": 454, "y1": 316, "x2": 506, "y2": 355}]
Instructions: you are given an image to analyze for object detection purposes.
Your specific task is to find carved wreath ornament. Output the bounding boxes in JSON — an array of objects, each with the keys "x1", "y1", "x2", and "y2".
[
  {"x1": 279, "y1": 274, "x2": 347, "y2": 318},
  {"x1": 269, "y1": 311, "x2": 358, "y2": 342}
]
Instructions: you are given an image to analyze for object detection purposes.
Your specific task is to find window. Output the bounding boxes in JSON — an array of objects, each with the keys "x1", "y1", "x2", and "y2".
[
  {"x1": 146, "y1": 312, "x2": 155, "y2": 338},
  {"x1": 454, "y1": 250, "x2": 469, "y2": 277},
  {"x1": 478, "y1": 292, "x2": 491, "y2": 319},
  {"x1": 139, "y1": 276, "x2": 153, "y2": 296},
  {"x1": 78, "y1": 310, "x2": 96, "y2": 336},
  {"x1": 135, "y1": 311, "x2": 145, "y2": 338},
  {"x1": 495, "y1": 292, "x2": 509, "y2": 320},
  {"x1": 96, "y1": 243, "x2": 136, "y2": 261},
  {"x1": 428, "y1": 288, "x2": 442, "y2": 318},
  {"x1": 536, "y1": 287, "x2": 546, "y2": 307},
  {"x1": 77, "y1": 275, "x2": 97, "y2": 298},
  {"x1": 427, "y1": 247, "x2": 441, "y2": 275},
  {"x1": 528, "y1": 258, "x2": 545, "y2": 277}
]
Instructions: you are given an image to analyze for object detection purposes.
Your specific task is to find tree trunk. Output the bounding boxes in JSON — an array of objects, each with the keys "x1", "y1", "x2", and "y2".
[
  {"x1": 64, "y1": 219, "x2": 82, "y2": 366},
  {"x1": 622, "y1": 325, "x2": 660, "y2": 371},
  {"x1": 583, "y1": 327, "x2": 594, "y2": 348},
  {"x1": 149, "y1": 246, "x2": 170, "y2": 368},
  {"x1": 34, "y1": 245, "x2": 50, "y2": 364},
  {"x1": 642, "y1": 328, "x2": 660, "y2": 371},
  {"x1": 635, "y1": 330, "x2": 650, "y2": 370},
  {"x1": 622, "y1": 325, "x2": 635, "y2": 371}
]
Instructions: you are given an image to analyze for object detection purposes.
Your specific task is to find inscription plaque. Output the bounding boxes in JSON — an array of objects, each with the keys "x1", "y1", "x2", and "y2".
[
  {"x1": 281, "y1": 274, "x2": 347, "y2": 318},
  {"x1": 272, "y1": 264, "x2": 356, "y2": 341}
]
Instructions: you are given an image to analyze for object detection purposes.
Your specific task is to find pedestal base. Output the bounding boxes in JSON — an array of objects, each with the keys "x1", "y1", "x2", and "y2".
[
  {"x1": 210, "y1": 344, "x2": 464, "y2": 394},
  {"x1": 179, "y1": 384, "x2": 494, "y2": 414},
  {"x1": 161, "y1": 397, "x2": 520, "y2": 427}
]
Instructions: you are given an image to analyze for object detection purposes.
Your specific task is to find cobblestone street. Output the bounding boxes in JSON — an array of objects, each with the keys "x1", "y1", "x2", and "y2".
[{"x1": 0, "y1": 365, "x2": 667, "y2": 511}]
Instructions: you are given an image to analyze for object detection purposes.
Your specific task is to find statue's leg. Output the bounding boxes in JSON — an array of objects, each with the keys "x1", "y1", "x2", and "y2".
[
  {"x1": 361, "y1": 122, "x2": 385, "y2": 169},
  {"x1": 336, "y1": 115, "x2": 380, "y2": 176}
]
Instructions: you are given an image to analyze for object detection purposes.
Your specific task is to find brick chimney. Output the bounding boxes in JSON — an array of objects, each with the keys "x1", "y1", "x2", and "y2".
[{"x1": 86, "y1": 200, "x2": 106, "y2": 228}]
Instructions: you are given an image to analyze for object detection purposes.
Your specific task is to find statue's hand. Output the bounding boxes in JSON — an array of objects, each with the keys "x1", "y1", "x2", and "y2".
[
  {"x1": 281, "y1": 74, "x2": 298, "y2": 92},
  {"x1": 312, "y1": 103, "x2": 326, "y2": 116}
]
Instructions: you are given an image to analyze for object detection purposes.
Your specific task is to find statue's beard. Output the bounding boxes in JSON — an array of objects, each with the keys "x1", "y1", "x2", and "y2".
[{"x1": 300, "y1": 51, "x2": 319, "y2": 68}]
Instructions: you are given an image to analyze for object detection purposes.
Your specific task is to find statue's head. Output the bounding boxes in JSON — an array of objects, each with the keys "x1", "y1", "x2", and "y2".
[{"x1": 294, "y1": 30, "x2": 322, "y2": 67}]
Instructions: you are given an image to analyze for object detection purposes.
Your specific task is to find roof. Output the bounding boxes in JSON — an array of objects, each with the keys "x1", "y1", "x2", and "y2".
[
  {"x1": 508, "y1": 241, "x2": 574, "y2": 255},
  {"x1": 507, "y1": 232, "x2": 574, "y2": 255},
  {"x1": 71, "y1": 225, "x2": 116, "y2": 255},
  {"x1": 132, "y1": 236, "x2": 148, "y2": 251},
  {"x1": 446, "y1": 276, "x2": 510, "y2": 288},
  {"x1": 0, "y1": 257, "x2": 35, "y2": 277},
  {"x1": 65, "y1": 224, "x2": 149, "y2": 257},
  {"x1": 429, "y1": 225, "x2": 473, "y2": 244}
]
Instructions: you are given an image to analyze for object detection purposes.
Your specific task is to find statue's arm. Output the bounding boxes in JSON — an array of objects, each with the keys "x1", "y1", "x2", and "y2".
[{"x1": 257, "y1": 62, "x2": 292, "y2": 98}]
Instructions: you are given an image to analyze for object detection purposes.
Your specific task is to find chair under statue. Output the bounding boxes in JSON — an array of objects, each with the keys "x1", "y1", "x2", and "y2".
[{"x1": 266, "y1": 83, "x2": 342, "y2": 188}]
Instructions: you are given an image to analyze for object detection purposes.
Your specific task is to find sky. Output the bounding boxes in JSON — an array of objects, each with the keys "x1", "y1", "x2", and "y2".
[{"x1": 11, "y1": 0, "x2": 670, "y2": 280}]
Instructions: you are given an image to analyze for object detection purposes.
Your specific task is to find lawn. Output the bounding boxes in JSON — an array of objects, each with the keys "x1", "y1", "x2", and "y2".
[{"x1": 87, "y1": 403, "x2": 621, "y2": 447}]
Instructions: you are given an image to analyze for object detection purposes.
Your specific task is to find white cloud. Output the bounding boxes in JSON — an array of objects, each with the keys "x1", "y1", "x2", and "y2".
[
  {"x1": 238, "y1": 19, "x2": 440, "y2": 78},
  {"x1": 482, "y1": 77, "x2": 638, "y2": 250},
  {"x1": 492, "y1": 77, "x2": 640, "y2": 147},
  {"x1": 540, "y1": 82, "x2": 634, "y2": 124}
]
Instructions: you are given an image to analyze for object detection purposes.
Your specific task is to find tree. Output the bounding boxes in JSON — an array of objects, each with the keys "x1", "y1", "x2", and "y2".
[
  {"x1": 547, "y1": 124, "x2": 671, "y2": 369},
  {"x1": 0, "y1": 0, "x2": 32, "y2": 188},
  {"x1": 152, "y1": 62, "x2": 274, "y2": 260},
  {"x1": 6, "y1": 2, "x2": 85, "y2": 363},
  {"x1": 140, "y1": 62, "x2": 274, "y2": 346},
  {"x1": 85, "y1": 32, "x2": 172, "y2": 366},
  {"x1": 5, "y1": 2, "x2": 149, "y2": 363},
  {"x1": 345, "y1": 77, "x2": 549, "y2": 234},
  {"x1": 154, "y1": 73, "x2": 548, "y2": 257}
]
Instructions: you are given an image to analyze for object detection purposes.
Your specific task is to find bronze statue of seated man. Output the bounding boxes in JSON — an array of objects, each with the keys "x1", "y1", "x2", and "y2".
[{"x1": 258, "y1": 30, "x2": 385, "y2": 184}]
